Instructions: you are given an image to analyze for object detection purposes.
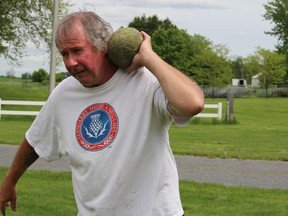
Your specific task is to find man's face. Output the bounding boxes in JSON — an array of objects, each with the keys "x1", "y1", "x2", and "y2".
[{"x1": 58, "y1": 23, "x2": 107, "y2": 87}]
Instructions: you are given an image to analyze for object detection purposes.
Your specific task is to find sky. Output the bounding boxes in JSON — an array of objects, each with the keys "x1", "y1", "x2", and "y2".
[{"x1": 0, "y1": 0, "x2": 278, "y2": 77}]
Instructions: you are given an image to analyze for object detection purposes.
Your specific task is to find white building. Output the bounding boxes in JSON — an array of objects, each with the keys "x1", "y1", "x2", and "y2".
[
  {"x1": 251, "y1": 73, "x2": 261, "y2": 87},
  {"x1": 232, "y1": 78, "x2": 247, "y2": 87}
]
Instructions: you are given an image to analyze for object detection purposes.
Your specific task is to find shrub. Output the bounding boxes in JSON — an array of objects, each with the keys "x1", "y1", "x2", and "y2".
[{"x1": 31, "y1": 69, "x2": 48, "y2": 83}]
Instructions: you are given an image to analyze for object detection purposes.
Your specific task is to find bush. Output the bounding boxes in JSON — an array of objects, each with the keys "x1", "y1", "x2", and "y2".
[
  {"x1": 271, "y1": 87, "x2": 288, "y2": 97},
  {"x1": 202, "y1": 86, "x2": 288, "y2": 98},
  {"x1": 203, "y1": 87, "x2": 252, "y2": 98},
  {"x1": 21, "y1": 72, "x2": 31, "y2": 80},
  {"x1": 56, "y1": 72, "x2": 70, "y2": 82},
  {"x1": 31, "y1": 69, "x2": 48, "y2": 83}
]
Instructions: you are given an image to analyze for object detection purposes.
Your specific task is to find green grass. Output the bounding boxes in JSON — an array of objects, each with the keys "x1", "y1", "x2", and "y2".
[
  {"x1": 0, "y1": 168, "x2": 287, "y2": 216},
  {"x1": 0, "y1": 117, "x2": 34, "y2": 144},
  {"x1": 170, "y1": 97, "x2": 288, "y2": 161},
  {"x1": 0, "y1": 77, "x2": 48, "y2": 144},
  {"x1": 0, "y1": 77, "x2": 49, "y2": 101},
  {"x1": 0, "y1": 168, "x2": 76, "y2": 216},
  {"x1": 180, "y1": 181, "x2": 288, "y2": 216}
]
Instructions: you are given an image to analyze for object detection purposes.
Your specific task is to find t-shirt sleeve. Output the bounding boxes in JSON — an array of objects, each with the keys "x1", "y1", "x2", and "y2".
[
  {"x1": 25, "y1": 99, "x2": 61, "y2": 162},
  {"x1": 153, "y1": 86, "x2": 191, "y2": 126}
]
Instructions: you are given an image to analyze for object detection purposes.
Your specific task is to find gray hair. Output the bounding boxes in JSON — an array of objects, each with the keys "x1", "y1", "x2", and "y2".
[{"x1": 55, "y1": 11, "x2": 113, "y2": 51}]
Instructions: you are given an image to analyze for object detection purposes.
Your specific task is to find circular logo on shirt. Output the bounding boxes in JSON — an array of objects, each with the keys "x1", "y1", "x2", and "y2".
[{"x1": 75, "y1": 103, "x2": 119, "y2": 151}]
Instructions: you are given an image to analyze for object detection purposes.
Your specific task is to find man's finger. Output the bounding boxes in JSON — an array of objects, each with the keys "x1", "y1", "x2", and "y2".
[
  {"x1": 0, "y1": 202, "x2": 7, "y2": 216},
  {"x1": 10, "y1": 199, "x2": 17, "y2": 212}
]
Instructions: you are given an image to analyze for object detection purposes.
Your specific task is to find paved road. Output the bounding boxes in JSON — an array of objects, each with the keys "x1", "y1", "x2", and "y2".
[{"x1": 1, "y1": 144, "x2": 287, "y2": 190}]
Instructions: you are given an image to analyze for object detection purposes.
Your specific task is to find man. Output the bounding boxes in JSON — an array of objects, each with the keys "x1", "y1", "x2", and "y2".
[{"x1": 0, "y1": 11, "x2": 204, "y2": 216}]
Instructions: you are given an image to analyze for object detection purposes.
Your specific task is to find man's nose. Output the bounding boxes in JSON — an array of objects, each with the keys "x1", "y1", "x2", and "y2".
[{"x1": 65, "y1": 55, "x2": 78, "y2": 68}]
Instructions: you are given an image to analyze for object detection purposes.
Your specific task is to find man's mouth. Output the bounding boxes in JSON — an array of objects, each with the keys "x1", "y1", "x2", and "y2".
[{"x1": 72, "y1": 69, "x2": 86, "y2": 76}]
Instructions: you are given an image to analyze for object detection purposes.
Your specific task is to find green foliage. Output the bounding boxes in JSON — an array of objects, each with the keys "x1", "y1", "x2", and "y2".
[
  {"x1": 230, "y1": 57, "x2": 245, "y2": 79},
  {"x1": 0, "y1": 0, "x2": 71, "y2": 61},
  {"x1": 191, "y1": 49, "x2": 233, "y2": 87},
  {"x1": 31, "y1": 68, "x2": 48, "y2": 83},
  {"x1": 152, "y1": 28, "x2": 197, "y2": 70},
  {"x1": 242, "y1": 54, "x2": 262, "y2": 82},
  {"x1": 153, "y1": 29, "x2": 211, "y2": 64},
  {"x1": 56, "y1": 72, "x2": 69, "y2": 82},
  {"x1": 21, "y1": 72, "x2": 31, "y2": 80},
  {"x1": 257, "y1": 48, "x2": 286, "y2": 87},
  {"x1": 128, "y1": 14, "x2": 177, "y2": 36},
  {"x1": 264, "y1": 0, "x2": 288, "y2": 82},
  {"x1": 264, "y1": 0, "x2": 288, "y2": 56},
  {"x1": 152, "y1": 27, "x2": 232, "y2": 86}
]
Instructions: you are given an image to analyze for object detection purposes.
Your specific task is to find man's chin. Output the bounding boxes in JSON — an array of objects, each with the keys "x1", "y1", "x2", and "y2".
[{"x1": 76, "y1": 78, "x2": 98, "y2": 88}]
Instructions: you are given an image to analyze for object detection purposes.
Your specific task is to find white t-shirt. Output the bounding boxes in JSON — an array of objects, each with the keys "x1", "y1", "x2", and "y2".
[{"x1": 26, "y1": 67, "x2": 189, "y2": 216}]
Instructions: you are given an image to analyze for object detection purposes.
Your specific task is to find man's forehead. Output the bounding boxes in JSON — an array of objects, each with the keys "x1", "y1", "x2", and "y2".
[
  {"x1": 57, "y1": 23, "x2": 87, "y2": 46},
  {"x1": 65, "y1": 21, "x2": 85, "y2": 37}
]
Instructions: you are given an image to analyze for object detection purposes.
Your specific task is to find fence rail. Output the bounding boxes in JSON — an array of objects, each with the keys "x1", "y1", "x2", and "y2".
[
  {"x1": 0, "y1": 99, "x2": 222, "y2": 121},
  {"x1": 194, "y1": 103, "x2": 222, "y2": 121},
  {"x1": 0, "y1": 99, "x2": 46, "y2": 119}
]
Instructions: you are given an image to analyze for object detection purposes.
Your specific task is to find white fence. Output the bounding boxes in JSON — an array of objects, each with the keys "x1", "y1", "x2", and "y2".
[
  {"x1": 0, "y1": 99, "x2": 46, "y2": 119},
  {"x1": 194, "y1": 103, "x2": 222, "y2": 121},
  {"x1": 0, "y1": 99, "x2": 222, "y2": 121}
]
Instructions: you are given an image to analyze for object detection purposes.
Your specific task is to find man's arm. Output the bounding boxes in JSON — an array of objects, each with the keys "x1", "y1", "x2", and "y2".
[
  {"x1": 126, "y1": 31, "x2": 204, "y2": 116},
  {"x1": 0, "y1": 138, "x2": 39, "y2": 216}
]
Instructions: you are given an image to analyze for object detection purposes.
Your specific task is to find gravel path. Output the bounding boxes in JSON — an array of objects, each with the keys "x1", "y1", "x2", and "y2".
[{"x1": 1, "y1": 144, "x2": 287, "y2": 190}]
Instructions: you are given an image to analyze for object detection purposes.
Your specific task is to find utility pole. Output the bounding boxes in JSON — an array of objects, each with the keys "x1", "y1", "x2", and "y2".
[{"x1": 49, "y1": 0, "x2": 59, "y2": 95}]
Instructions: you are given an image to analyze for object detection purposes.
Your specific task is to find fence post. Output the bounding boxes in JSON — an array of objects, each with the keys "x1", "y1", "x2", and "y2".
[
  {"x1": 0, "y1": 98, "x2": 1, "y2": 120},
  {"x1": 226, "y1": 94, "x2": 234, "y2": 122},
  {"x1": 218, "y1": 102, "x2": 222, "y2": 121}
]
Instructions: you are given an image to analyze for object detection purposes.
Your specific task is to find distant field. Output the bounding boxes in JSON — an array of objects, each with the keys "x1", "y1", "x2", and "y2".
[
  {"x1": 0, "y1": 77, "x2": 49, "y2": 100},
  {"x1": 0, "y1": 77, "x2": 287, "y2": 161}
]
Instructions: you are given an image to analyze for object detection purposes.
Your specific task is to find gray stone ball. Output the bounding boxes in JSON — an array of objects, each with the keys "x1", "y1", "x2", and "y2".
[{"x1": 108, "y1": 27, "x2": 143, "y2": 69}]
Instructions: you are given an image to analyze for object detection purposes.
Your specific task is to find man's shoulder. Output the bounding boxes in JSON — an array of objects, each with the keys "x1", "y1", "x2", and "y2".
[{"x1": 130, "y1": 67, "x2": 157, "y2": 82}]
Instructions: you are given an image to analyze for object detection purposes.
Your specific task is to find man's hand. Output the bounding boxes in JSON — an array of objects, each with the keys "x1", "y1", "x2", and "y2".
[
  {"x1": 0, "y1": 181, "x2": 17, "y2": 216},
  {"x1": 0, "y1": 139, "x2": 39, "y2": 216},
  {"x1": 125, "y1": 31, "x2": 153, "y2": 73}
]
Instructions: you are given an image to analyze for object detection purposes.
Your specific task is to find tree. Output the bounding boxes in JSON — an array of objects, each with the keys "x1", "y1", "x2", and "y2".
[
  {"x1": 31, "y1": 68, "x2": 48, "y2": 83},
  {"x1": 191, "y1": 49, "x2": 233, "y2": 87},
  {"x1": 0, "y1": 0, "x2": 70, "y2": 61},
  {"x1": 230, "y1": 57, "x2": 245, "y2": 79},
  {"x1": 240, "y1": 48, "x2": 286, "y2": 91},
  {"x1": 6, "y1": 68, "x2": 16, "y2": 78},
  {"x1": 242, "y1": 54, "x2": 262, "y2": 84},
  {"x1": 257, "y1": 48, "x2": 286, "y2": 92},
  {"x1": 56, "y1": 72, "x2": 70, "y2": 82},
  {"x1": 128, "y1": 14, "x2": 177, "y2": 36},
  {"x1": 152, "y1": 27, "x2": 232, "y2": 86},
  {"x1": 21, "y1": 72, "x2": 31, "y2": 80},
  {"x1": 152, "y1": 28, "x2": 210, "y2": 78},
  {"x1": 263, "y1": 0, "x2": 288, "y2": 78}
]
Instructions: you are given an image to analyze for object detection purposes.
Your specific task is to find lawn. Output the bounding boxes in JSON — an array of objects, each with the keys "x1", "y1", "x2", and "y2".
[
  {"x1": 0, "y1": 77, "x2": 48, "y2": 100},
  {"x1": 0, "y1": 168, "x2": 287, "y2": 216},
  {"x1": 170, "y1": 97, "x2": 288, "y2": 161}
]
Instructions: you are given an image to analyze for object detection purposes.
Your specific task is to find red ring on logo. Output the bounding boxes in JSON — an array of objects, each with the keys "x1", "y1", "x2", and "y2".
[{"x1": 75, "y1": 103, "x2": 118, "y2": 151}]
